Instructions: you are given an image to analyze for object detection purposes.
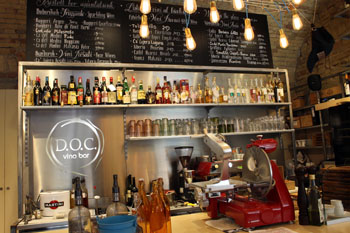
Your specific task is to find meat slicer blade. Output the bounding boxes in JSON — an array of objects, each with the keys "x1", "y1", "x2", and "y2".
[{"x1": 242, "y1": 146, "x2": 273, "y2": 198}]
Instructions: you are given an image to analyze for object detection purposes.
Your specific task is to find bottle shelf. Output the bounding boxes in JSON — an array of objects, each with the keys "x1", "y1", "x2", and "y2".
[
  {"x1": 21, "y1": 102, "x2": 291, "y2": 110},
  {"x1": 126, "y1": 129, "x2": 294, "y2": 141}
]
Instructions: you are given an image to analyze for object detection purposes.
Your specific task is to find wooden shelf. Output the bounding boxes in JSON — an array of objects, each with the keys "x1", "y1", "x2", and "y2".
[
  {"x1": 295, "y1": 124, "x2": 329, "y2": 131},
  {"x1": 21, "y1": 102, "x2": 291, "y2": 110},
  {"x1": 296, "y1": 146, "x2": 332, "y2": 150},
  {"x1": 126, "y1": 129, "x2": 294, "y2": 141}
]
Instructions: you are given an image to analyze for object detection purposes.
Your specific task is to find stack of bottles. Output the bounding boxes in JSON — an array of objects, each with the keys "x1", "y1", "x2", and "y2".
[
  {"x1": 128, "y1": 116, "x2": 286, "y2": 137},
  {"x1": 23, "y1": 73, "x2": 285, "y2": 107}
]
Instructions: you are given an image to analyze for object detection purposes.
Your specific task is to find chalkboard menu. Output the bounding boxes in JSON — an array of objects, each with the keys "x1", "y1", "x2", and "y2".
[
  {"x1": 26, "y1": 0, "x2": 122, "y2": 62},
  {"x1": 26, "y1": 0, "x2": 273, "y2": 68}
]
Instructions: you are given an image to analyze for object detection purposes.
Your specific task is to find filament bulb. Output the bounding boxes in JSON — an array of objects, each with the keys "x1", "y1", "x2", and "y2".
[
  {"x1": 292, "y1": 0, "x2": 302, "y2": 5},
  {"x1": 184, "y1": 0, "x2": 197, "y2": 14},
  {"x1": 244, "y1": 18, "x2": 254, "y2": 41},
  {"x1": 279, "y1": 29, "x2": 289, "y2": 49},
  {"x1": 232, "y1": 0, "x2": 245, "y2": 11},
  {"x1": 292, "y1": 10, "x2": 303, "y2": 30},
  {"x1": 210, "y1": 1, "x2": 220, "y2": 23},
  {"x1": 139, "y1": 15, "x2": 150, "y2": 38},
  {"x1": 185, "y1": 27, "x2": 196, "y2": 51},
  {"x1": 140, "y1": 0, "x2": 151, "y2": 14}
]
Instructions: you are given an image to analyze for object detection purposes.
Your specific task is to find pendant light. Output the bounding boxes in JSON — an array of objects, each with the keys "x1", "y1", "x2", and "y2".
[
  {"x1": 140, "y1": 0, "x2": 151, "y2": 14},
  {"x1": 292, "y1": 0, "x2": 302, "y2": 5},
  {"x1": 292, "y1": 10, "x2": 303, "y2": 30},
  {"x1": 139, "y1": 15, "x2": 150, "y2": 38},
  {"x1": 279, "y1": 29, "x2": 289, "y2": 48},
  {"x1": 233, "y1": 0, "x2": 245, "y2": 11},
  {"x1": 244, "y1": 18, "x2": 254, "y2": 41},
  {"x1": 184, "y1": 0, "x2": 197, "y2": 14},
  {"x1": 185, "y1": 27, "x2": 196, "y2": 50},
  {"x1": 210, "y1": 1, "x2": 220, "y2": 23}
]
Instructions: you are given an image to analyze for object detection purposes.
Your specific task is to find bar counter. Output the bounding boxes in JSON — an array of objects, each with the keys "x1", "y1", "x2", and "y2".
[{"x1": 17, "y1": 212, "x2": 350, "y2": 233}]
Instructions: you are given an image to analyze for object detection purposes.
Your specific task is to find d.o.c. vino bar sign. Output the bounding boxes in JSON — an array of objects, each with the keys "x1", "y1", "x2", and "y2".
[{"x1": 26, "y1": 0, "x2": 273, "y2": 68}]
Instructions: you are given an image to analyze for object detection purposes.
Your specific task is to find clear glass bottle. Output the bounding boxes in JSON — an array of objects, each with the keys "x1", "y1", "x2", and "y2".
[
  {"x1": 68, "y1": 177, "x2": 92, "y2": 233},
  {"x1": 235, "y1": 79, "x2": 241, "y2": 104},
  {"x1": 155, "y1": 77, "x2": 163, "y2": 104},
  {"x1": 204, "y1": 77, "x2": 213, "y2": 103},
  {"x1": 24, "y1": 75, "x2": 34, "y2": 106},
  {"x1": 227, "y1": 79, "x2": 234, "y2": 104},
  {"x1": 150, "y1": 181, "x2": 166, "y2": 233},
  {"x1": 130, "y1": 76, "x2": 138, "y2": 104},
  {"x1": 162, "y1": 76, "x2": 171, "y2": 104},
  {"x1": 107, "y1": 77, "x2": 117, "y2": 104},
  {"x1": 211, "y1": 77, "x2": 220, "y2": 103},
  {"x1": 138, "y1": 179, "x2": 150, "y2": 233},
  {"x1": 196, "y1": 83, "x2": 204, "y2": 104},
  {"x1": 106, "y1": 174, "x2": 129, "y2": 217},
  {"x1": 180, "y1": 85, "x2": 189, "y2": 104},
  {"x1": 260, "y1": 78, "x2": 267, "y2": 103},
  {"x1": 190, "y1": 86, "x2": 196, "y2": 104},
  {"x1": 276, "y1": 73, "x2": 284, "y2": 102},
  {"x1": 158, "y1": 178, "x2": 172, "y2": 233},
  {"x1": 249, "y1": 79, "x2": 256, "y2": 103},
  {"x1": 171, "y1": 81, "x2": 180, "y2": 104}
]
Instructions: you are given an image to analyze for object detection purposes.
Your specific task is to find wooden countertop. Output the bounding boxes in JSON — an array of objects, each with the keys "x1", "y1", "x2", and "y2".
[
  {"x1": 171, "y1": 212, "x2": 350, "y2": 233},
  {"x1": 20, "y1": 212, "x2": 350, "y2": 233}
]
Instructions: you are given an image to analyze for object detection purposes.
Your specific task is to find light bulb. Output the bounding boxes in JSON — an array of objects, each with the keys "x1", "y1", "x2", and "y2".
[
  {"x1": 244, "y1": 18, "x2": 254, "y2": 41},
  {"x1": 292, "y1": 0, "x2": 302, "y2": 5},
  {"x1": 139, "y1": 15, "x2": 150, "y2": 38},
  {"x1": 185, "y1": 27, "x2": 196, "y2": 50},
  {"x1": 140, "y1": 0, "x2": 151, "y2": 14},
  {"x1": 292, "y1": 10, "x2": 303, "y2": 30},
  {"x1": 279, "y1": 29, "x2": 289, "y2": 49},
  {"x1": 210, "y1": 1, "x2": 220, "y2": 23},
  {"x1": 232, "y1": 0, "x2": 245, "y2": 11},
  {"x1": 184, "y1": 0, "x2": 197, "y2": 14}
]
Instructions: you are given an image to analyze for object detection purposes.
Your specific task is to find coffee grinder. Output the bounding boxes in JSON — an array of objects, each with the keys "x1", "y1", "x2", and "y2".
[{"x1": 175, "y1": 146, "x2": 195, "y2": 202}]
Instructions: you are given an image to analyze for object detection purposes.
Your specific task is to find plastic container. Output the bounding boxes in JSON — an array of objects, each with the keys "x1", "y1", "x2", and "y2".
[
  {"x1": 97, "y1": 215, "x2": 137, "y2": 233},
  {"x1": 40, "y1": 190, "x2": 70, "y2": 217}
]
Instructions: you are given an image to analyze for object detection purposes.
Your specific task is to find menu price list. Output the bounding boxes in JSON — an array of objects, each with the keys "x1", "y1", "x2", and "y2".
[
  {"x1": 120, "y1": 2, "x2": 202, "y2": 65},
  {"x1": 26, "y1": 0, "x2": 122, "y2": 63}
]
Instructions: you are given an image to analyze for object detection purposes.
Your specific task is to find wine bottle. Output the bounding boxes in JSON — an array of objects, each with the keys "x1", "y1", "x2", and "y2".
[
  {"x1": 296, "y1": 165, "x2": 309, "y2": 225},
  {"x1": 60, "y1": 85, "x2": 68, "y2": 106},
  {"x1": 93, "y1": 77, "x2": 101, "y2": 105},
  {"x1": 24, "y1": 75, "x2": 34, "y2": 106},
  {"x1": 68, "y1": 177, "x2": 92, "y2": 233},
  {"x1": 42, "y1": 76, "x2": 52, "y2": 106},
  {"x1": 67, "y1": 75, "x2": 77, "y2": 105},
  {"x1": 162, "y1": 76, "x2": 171, "y2": 104},
  {"x1": 107, "y1": 77, "x2": 117, "y2": 104},
  {"x1": 33, "y1": 76, "x2": 42, "y2": 106},
  {"x1": 51, "y1": 79, "x2": 60, "y2": 105},
  {"x1": 307, "y1": 174, "x2": 324, "y2": 226},
  {"x1": 155, "y1": 77, "x2": 163, "y2": 104},
  {"x1": 344, "y1": 73, "x2": 350, "y2": 97},
  {"x1": 84, "y1": 79, "x2": 92, "y2": 105},
  {"x1": 106, "y1": 174, "x2": 128, "y2": 216},
  {"x1": 100, "y1": 77, "x2": 108, "y2": 104},
  {"x1": 77, "y1": 77, "x2": 84, "y2": 106}
]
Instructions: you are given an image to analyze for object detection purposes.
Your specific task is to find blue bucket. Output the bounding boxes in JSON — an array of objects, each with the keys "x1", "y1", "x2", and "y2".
[{"x1": 97, "y1": 215, "x2": 137, "y2": 233}]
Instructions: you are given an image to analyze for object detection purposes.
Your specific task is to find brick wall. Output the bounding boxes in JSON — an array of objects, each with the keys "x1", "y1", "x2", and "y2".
[
  {"x1": 0, "y1": 0, "x2": 26, "y2": 89},
  {"x1": 294, "y1": 0, "x2": 350, "y2": 97},
  {"x1": 0, "y1": 0, "x2": 326, "y2": 89}
]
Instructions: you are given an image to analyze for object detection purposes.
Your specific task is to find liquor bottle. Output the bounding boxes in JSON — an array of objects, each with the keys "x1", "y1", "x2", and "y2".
[
  {"x1": 138, "y1": 80, "x2": 146, "y2": 104},
  {"x1": 243, "y1": 79, "x2": 250, "y2": 104},
  {"x1": 123, "y1": 76, "x2": 129, "y2": 98},
  {"x1": 307, "y1": 174, "x2": 324, "y2": 226},
  {"x1": 158, "y1": 178, "x2": 171, "y2": 233},
  {"x1": 68, "y1": 177, "x2": 92, "y2": 233},
  {"x1": 24, "y1": 75, "x2": 34, "y2": 106},
  {"x1": 249, "y1": 79, "x2": 256, "y2": 103},
  {"x1": 107, "y1": 77, "x2": 117, "y2": 104},
  {"x1": 81, "y1": 178, "x2": 89, "y2": 208},
  {"x1": 180, "y1": 85, "x2": 189, "y2": 104},
  {"x1": 42, "y1": 76, "x2": 52, "y2": 106},
  {"x1": 138, "y1": 179, "x2": 151, "y2": 233},
  {"x1": 155, "y1": 77, "x2": 163, "y2": 104},
  {"x1": 51, "y1": 79, "x2": 60, "y2": 105},
  {"x1": 221, "y1": 87, "x2": 228, "y2": 103},
  {"x1": 131, "y1": 177, "x2": 138, "y2": 194},
  {"x1": 196, "y1": 83, "x2": 204, "y2": 104},
  {"x1": 150, "y1": 181, "x2": 166, "y2": 233},
  {"x1": 100, "y1": 77, "x2": 108, "y2": 104},
  {"x1": 76, "y1": 77, "x2": 84, "y2": 106},
  {"x1": 204, "y1": 77, "x2": 213, "y2": 103},
  {"x1": 130, "y1": 76, "x2": 138, "y2": 104},
  {"x1": 261, "y1": 78, "x2": 268, "y2": 103},
  {"x1": 171, "y1": 81, "x2": 180, "y2": 104},
  {"x1": 276, "y1": 73, "x2": 284, "y2": 102},
  {"x1": 228, "y1": 79, "x2": 234, "y2": 104},
  {"x1": 189, "y1": 86, "x2": 196, "y2": 104},
  {"x1": 212, "y1": 77, "x2": 220, "y2": 104},
  {"x1": 123, "y1": 91, "x2": 131, "y2": 104},
  {"x1": 93, "y1": 77, "x2": 101, "y2": 105},
  {"x1": 68, "y1": 75, "x2": 77, "y2": 105},
  {"x1": 273, "y1": 74, "x2": 279, "y2": 103},
  {"x1": 345, "y1": 74, "x2": 350, "y2": 97},
  {"x1": 162, "y1": 76, "x2": 171, "y2": 104},
  {"x1": 126, "y1": 175, "x2": 133, "y2": 207},
  {"x1": 255, "y1": 78, "x2": 262, "y2": 103},
  {"x1": 146, "y1": 85, "x2": 156, "y2": 104},
  {"x1": 84, "y1": 79, "x2": 92, "y2": 105},
  {"x1": 268, "y1": 74, "x2": 275, "y2": 103},
  {"x1": 116, "y1": 76, "x2": 123, "y2": 104},
  {"x1": 33, "y1": 76, "x2": 42, "y2": 106},
  {"x1": 235, "y1": 79, "x2": 241, "y2": 104},
  {"x1": 61, "y1": 85, "x2": 68, "y2": 106},
  {"x1": 106, "y1": 174, "x2": 129, "y2": 216}
]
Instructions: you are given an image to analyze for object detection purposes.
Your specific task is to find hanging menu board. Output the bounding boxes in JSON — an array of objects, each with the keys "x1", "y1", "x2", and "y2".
[
  {"x1": 26, "y1": 0, "x2": 273, "y2": 68},
  {"x1": 26, "y1": 0, "x2": 122, "y2": 62}
]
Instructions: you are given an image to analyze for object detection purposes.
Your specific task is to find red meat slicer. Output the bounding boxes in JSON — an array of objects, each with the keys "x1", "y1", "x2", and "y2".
[{"x1": 191, "y1": 134, "x2": 295, "y2": 229}]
